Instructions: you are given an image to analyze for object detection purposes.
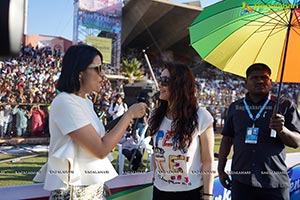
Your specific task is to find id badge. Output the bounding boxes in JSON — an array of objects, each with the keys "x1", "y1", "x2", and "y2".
[{"x1": 245, "y1": 127, "x2": 259, "y2": 144}]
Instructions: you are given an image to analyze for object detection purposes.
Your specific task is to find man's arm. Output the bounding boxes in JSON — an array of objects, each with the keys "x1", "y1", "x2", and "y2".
[
  {"x1": 217, "y1": 136, "x2": 233, "y2": 190},
  {"x1": 278, "y1": 128, "x2": 300, "y2": 148}
]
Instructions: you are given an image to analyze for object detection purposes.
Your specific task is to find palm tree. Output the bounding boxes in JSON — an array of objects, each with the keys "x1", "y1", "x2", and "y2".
[{"x1": 121, "y1": 58, "x2": 144, "y2": 83}]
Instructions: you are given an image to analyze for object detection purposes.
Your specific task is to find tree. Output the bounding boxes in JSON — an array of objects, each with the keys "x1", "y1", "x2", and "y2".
[{"x1": 121, "y1": 58, "x2": 144, "y2": 83}]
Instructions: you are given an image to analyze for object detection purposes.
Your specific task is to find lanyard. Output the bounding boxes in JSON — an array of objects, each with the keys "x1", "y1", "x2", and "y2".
[{"x1": 243, "y1": 96, "x2": 270, "y2": 125}]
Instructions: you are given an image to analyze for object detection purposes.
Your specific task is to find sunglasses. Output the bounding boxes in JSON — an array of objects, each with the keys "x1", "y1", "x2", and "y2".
[
  {"x1": 88, "y1": 63, "x2": 103, "y2": 76},
  {"x1": 158, "y1": 76, "x2": 170, "y2": 86}
]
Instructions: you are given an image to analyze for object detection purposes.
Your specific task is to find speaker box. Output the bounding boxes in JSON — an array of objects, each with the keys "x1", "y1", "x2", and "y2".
[{"x1": 123, "y1": 86, "x2": 143, "y2": 106}]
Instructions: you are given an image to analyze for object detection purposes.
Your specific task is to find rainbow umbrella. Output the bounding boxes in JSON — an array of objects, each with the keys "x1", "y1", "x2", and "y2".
[
  {"x1": 190, "y1": 0, "x2": 300, "y2": 107},
  {"x1": 190, "y1": 0, "x2": 300, "y2": 83}
]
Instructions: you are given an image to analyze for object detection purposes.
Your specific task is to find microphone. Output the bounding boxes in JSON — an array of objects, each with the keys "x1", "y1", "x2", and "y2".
[
  {"x1": 105, "y1": 115, "x2": 123, "y2": 132},
  {"x1": 142, "y1": 46, "x2": 150, "y2": 53},
  {"x1": 105, "y1": 90, "x2": 151, "y2": 132}
]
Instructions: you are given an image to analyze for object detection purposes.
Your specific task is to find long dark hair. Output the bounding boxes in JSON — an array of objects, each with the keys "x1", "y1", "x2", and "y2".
[
  {"x1": 148, "y1": 63, "x2": 198, "y2": 150},
  {"x1": 56, "y1": 44, "x2": 103, "y2": 93}
]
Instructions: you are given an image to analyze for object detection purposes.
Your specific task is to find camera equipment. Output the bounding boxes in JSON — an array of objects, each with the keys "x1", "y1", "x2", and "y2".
[
  {"x1": 105, "y1": 90, "x2": 152, "y2": 132},
  {"x1": 136, "y1": 90, "x2": 151, "y2": 105}
]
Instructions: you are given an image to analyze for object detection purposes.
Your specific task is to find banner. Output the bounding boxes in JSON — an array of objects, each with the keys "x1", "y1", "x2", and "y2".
[
  {"x1": 78, "y1": 11, "x2": 121, "y2": 33},
  {"x1": 76, "y1": 0, "x2": 122, "y2": 67},
  {"x1": 87, "y1": 36, "x2": 112, "y2": 64},
  {"x1": 212, "y1": 163, "x2": 300, "y2": 200},
  {"x1": 79, "y1": 0, "x2": 121, "y2": 14},
  {"x1": 289, "y1": 163, "x2": 300, "y2": 200}
]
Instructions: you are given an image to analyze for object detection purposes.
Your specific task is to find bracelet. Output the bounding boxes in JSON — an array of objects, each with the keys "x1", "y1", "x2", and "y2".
[{"x1": 203, "y1": 193, "x2": 213, "y2": 196}]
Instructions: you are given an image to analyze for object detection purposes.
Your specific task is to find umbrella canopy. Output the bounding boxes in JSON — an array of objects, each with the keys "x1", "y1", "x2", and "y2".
[{"x1": 189, "y1": 0, "x2": 300, "y2": 83}]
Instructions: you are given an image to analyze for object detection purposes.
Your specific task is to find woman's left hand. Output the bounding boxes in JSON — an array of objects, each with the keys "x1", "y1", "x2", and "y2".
[{"x1": 103, "y1": 183, "x2": 111, "y2": 198}]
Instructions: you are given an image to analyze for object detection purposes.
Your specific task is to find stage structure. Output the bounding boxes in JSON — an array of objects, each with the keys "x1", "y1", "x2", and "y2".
[{"x1": 73, "y1": 0, "x2": 122, "y2": 67}]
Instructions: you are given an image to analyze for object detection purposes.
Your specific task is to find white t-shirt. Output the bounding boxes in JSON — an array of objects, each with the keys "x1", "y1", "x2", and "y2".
[
  {"x1": 152, "y1": 107, "x2": 213, "y2": 192},
  {"x1": 108, "y1": 102, "x2": 128, "y2": 120},
  {"x1": 40, "y1": 92, "x2": 117, "y2": 190}
]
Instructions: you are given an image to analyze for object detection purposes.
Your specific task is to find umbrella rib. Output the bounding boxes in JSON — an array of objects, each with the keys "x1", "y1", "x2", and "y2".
[
  {"x1": 194, "y1": 3, "x2": 287, "y2": 29},
  {"x1": 242, "y1": 11, "x2": 288, "y2": 34},
  {"x1": 254, "y1": 16, "x2": 284, "y2": 37},
  {"x1": 274, "y1": 0, "x2": 292, "y2": 22},
  {"x1": 252, "y1": 26, "x2": 286, "y2": 35},
  {"x1": 240, "y1": 18, "x2": 287, "y2": 32},
  {"x1": 197, "y1": 6, "x2": 253, "y2": 27},
  {"x1": 252, "y1": 10, "x2": 288, "y2": 26},
  {"x1": 255, "y1": 0, "x2": 290, "y2": 25},
  {"x1": 253, "y1": 18, "x2": 286, "y2": 64},
  {"x1": 291, "y1": 26, "x2": 300, "y2": 36},
  {"x1": 231, "y1": 16, "x2": 284, "y2": 65},
  {"x1": 292, "y1": 9, "x2": 300, "y2": 28},
  {"x1": 242, "y1": 18, "x2": 287, "y2": 27},
  {"x1": 238, "y1": 7, "x2": 287, "y2": 26}
]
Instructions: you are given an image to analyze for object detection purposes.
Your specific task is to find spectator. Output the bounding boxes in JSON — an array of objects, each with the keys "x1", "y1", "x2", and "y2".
[
  {"x1": 0, "y1": 44, "x2": 299, "y2": 140},
  {"x1": 98, "y1": 101, "x2": 111, "y2": 126},
  {"x1": 3, "y1": 104, "x2": 13, "y2": 137},
  {"x1": 108, "y1": 93, "x2": 128, "y2": 120},
  {"x1": 12, "y1": 105, "x2": 29, "y2": 137},
  {"x1": 119, "y1": 123, "x2": 143, "y2": 171},
  {"x1": 28, "y1": 104, "x2": 46, "y2": 137},
  {"x1": 0, "y1": 105, "x2": 5, "y2": 138},
  {"x1": 297, "y1": 92, "x2": 300, "y2": 113}
]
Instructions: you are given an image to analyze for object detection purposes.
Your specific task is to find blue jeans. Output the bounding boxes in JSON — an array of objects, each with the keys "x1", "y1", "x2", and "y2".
[
  {"x1": 17, "y1": 127, "x2": 27, "y2": 137},
  {"x1": 138, "y1": 123, "x2": 146, "y2": 137}
]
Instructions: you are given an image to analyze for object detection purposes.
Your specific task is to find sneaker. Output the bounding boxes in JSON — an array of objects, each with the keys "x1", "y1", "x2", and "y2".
[
  {"x1": 132, "y1": 165, "x2": 139, "y2": 171},
  {"x1": 139, "y1": 163, "x2": 146, "y2": 168}
]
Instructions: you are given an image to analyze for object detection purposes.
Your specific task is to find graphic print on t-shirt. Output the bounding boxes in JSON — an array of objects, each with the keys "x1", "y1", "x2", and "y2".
[{"x1": 154, "y1": 129, "x2": 191, "y2": 185}]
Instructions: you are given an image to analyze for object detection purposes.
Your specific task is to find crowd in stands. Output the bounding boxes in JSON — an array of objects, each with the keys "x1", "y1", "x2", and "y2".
[{"x1": 0, "y1": 45, "x2": 299, "y2": 138}]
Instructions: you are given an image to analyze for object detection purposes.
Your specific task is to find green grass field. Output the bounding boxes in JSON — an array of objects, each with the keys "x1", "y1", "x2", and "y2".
[
  {"x1": 0, "y1": 152, "x2": 48, "y2": 187},
  {"x1": 0, "y1": 134, "x2": 299, "y2": 187},
  {"x1": 0, "y1": 149, "x2": 150, "y2": 187}
]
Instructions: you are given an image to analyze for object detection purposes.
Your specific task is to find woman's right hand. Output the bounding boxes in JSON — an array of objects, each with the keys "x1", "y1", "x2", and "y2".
[{"x1": 126, "y1": 102, "x2": 148, "y2": 119}]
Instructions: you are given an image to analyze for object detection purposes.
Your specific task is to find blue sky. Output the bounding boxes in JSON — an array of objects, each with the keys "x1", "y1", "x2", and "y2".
[{"x1": 27, "y1": 0, "x2": 221, "y2": 41}]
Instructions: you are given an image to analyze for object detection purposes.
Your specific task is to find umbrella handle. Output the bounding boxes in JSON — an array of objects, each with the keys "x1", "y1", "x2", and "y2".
[
  {"x1": 271, "y1": 81, "x2": 283, "y2": 138},
  {"x1": 275, "y1": 81, "x2": 283, "y2": 114},
  {"x1": 275, "y1": 9, "x2": 293, "y2": 114}
]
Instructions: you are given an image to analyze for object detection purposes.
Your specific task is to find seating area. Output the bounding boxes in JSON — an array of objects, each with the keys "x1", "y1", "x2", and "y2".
[{"x1": 116, "y1": 135, "x2": 153, "y2": 175}]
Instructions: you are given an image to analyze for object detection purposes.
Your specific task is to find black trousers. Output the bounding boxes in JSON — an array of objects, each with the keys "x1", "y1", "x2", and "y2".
[
  {"x1": 231, "y1": 180, "x2": 289, "y2": 200},
  {"x1": 152, "y1": 186, "x2": 204, "y2": 200},
  {"x1": 122, "y1": 149, "x2": 142, "y2": 170}
]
